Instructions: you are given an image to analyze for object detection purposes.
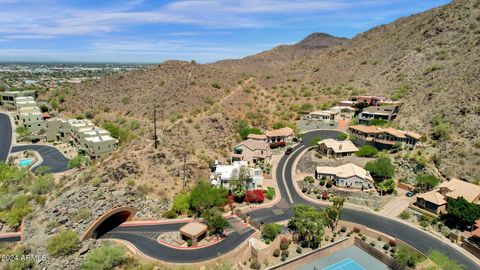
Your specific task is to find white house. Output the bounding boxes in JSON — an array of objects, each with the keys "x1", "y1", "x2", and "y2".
[
  {"x1": 211, "y1": 161, "x2": 263, "y2": 189},
  {"x1": 316, "y1": 163, "x2": 374, "y2": 190}
]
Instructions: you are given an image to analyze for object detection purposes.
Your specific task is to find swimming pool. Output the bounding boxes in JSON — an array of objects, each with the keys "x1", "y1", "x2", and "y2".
[
  {"x1": 299, "y1": 246, "x2": 388, "y2": 270},
  {"x1": 19, "y1": 158, "x2": 33, "y2": 167}
]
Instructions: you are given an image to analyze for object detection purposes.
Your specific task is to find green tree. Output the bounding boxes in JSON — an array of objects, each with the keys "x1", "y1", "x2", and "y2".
[
  {"x1": 190, "y1": 181, "x2": 228, "y2": 213},
  {"x1": 325, "y1": 197, "x2": 345, "y2": 232},
  {"x1": 356, "y1": 145, "x2": 378, "y2": 157},
  {"x1": 288, "y1": 205, "x2": 326, "y2": 248},
  {"x1": 446, "y1": 197, "x2": 480, "y2": 228},
  {"x1": 202, "y1": 209, "x2": 229, "y2": 234},
  {"x1": 102, "y1": 121, "x2": 135, "y2": 144},
  {"x1": 378, "y1": 178, "x2": 396, "y2": 196},
  {"x1": 47, "y1": 230, "x2": 81, "y2": 257},
  {"x1": 337, "y1": 133, "x2": 348, "y2": 140},
  {"x1": 81, "y1": 245, "x2": 127, "y2": 270},
  {"x1": 172, "y1": 192, "x2": 190, "y2": 214},
  {"x1": 68, "y1": 155, "x2": 84, "y2": 169},
  {"x1": 29, "y1": 174, "x2": 54, "y2": 195},
  {"x1": 299, "y1": 103, "x2": 314, "y2": 114},
  {"x1": 262, "y1": 223, "x2": 282, "y2": 241},
  {"x1": 416, "y1": 174, "x2": 440, "y2": 192},
  {"x1": 394, "y1": 246, "x2": 423, "y2": 268},
  {"x1": 365, "y1": 157, "x2": 395, "y2": 182},
  {"x1": 235, "y1": 120, "x2": 263, "y2": 140},
  {"x1": 15, "y1": 126, "x2": 31, "y2": 138},
  {"x1": 1, "y1": 194, "x2": 32, "y2": 227},
  {"x1": 310, "y1": 136, "x2": 323, "y2": 146}
]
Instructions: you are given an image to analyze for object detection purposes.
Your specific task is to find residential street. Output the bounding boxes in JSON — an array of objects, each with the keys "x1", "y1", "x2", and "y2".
[{"x1": 0, "y1": 113, "x2": 12, "y2": 162}]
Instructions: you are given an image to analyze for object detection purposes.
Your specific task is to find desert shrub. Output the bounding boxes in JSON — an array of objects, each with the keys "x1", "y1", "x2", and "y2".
[
  {"x1": 280, "y1": 237, "x2": 289, "y2": 250},
  {"x1": 338, "y1": 133, "x2": 348, "y2": 140},
  {"x1": 47, "y1": 230, "x2": 81, "y2": 257},
  {"x1": 80, "y1": 245, "x2": 127, "y2": 270},
  {"x1": 250, "y1": 258, "x2": 260, "y2": 269},
  {"x1": 383, "y1": 243, "x2": 390, "y2": 250},
  {"x1": 162, "y1": 210, "x2": 178, "y2": 219},
  {"x1": 273, "y1": 249, "x2": 280, "y2": 257},
  {"x1": 245, "y1": 190, "x2": 265, "y2": 203},
  {"x1": 395, "y1": 246, "x2": 423, "y2": 268},
  {"x1": 303, "y1": 176, "x2": 315, "y2": 183},
  {"x1": 356, "y1": 145, "x2": 378, "y2": 157},
  {"x1": 187, "y1": 239, "x2": 192, "y2": 247},
  {"x1": 281, "y1": 250, "x2": 289, "y2": 257},
  {"x1": 370, "y1": 241, "x2": 376, "y2": 246},
  {"x1": 389, "y1": 240, "x2": 397, "y2": 247},
  {"x1": 67, "y1": 155, "x2": 84, "y2": 169},
  {"x1": 29, "y1": 175, "x2": 54, "y2": 195},
  {"x1": 428, "y1": 249, "x2": 464, "y2": 270},
  {"x1": 399, "y1": 210, "x2": 411, "y2": 220},
  {"x1": 102, "y1": 121, "x2": 135, "y2": 144},
  {"x1": 296, "y1": 246, "x2": 302, "y2": 254},
  {"x1": 319, "y1": 179, "x2": 325, "y2": 186},
  {"x1": 361, "y1": 236, "x2": 367, "y2": 241},
  {"x1": 262, "y1": 223, "x2": 282, "y2": 241},
  {"x1": 265, "y1": 187, "x2": 275, "y2": 200},
  {"x1": 340, "y1": 226, "x2": 347, "y2": 233}
]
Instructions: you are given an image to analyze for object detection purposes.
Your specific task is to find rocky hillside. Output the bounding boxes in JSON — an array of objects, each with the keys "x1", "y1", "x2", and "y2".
[{"x1": 56, "y1": 0, "x2": 480, "y2": 196}]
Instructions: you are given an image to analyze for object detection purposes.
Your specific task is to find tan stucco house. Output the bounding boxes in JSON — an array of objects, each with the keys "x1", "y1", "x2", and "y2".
[
  {"x1": 316, "y1": 163, "x2": 374, "y2": 190},
  {"x1": 231, "y1": 139, "x2": 272, "y2": 165},
  {"x1": 317, "y1": 139, "x2": 358, "y2": 158}
]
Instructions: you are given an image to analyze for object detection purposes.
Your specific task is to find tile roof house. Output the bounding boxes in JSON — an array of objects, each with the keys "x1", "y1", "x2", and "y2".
[
  {"x1": 247, "y1": 133, "x2": 268, "y2": 141},
  {"x1": 231, "y1": 139, "x2": 272, "y2": 165},
  {"x1": 416, "y1": 178, "x2": 480, "y2": 214},
  {"x1": 266, "y1": 127, "x2": 294, "y2": 142},
  {"x1": 349, "y1": 125, "x2": 421, "y2": 149},
  {"x1": 316, "y1": 163, "x2": 374, "y2": 190},
  {"x1": 359, "y1": 105, "x2": 399, "y2": 124},
  {"x1": 317, "y1": 139, "x2": 358, "y2": 159}
]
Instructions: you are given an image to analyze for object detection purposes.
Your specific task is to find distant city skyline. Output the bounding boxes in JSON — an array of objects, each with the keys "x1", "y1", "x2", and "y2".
[{"x1": 0, "y1": 0, "x2": 451, "y2": 63}]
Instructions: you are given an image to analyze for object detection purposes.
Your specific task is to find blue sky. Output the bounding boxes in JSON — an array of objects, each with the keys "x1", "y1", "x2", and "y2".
[{"x1": 0, "y1": 0, "x2": 451, "y2": 63}]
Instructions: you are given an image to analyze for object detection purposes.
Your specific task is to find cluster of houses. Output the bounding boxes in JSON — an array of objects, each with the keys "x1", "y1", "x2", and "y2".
[
  {"x1": 210, "y1": 127, "x2": 294, "y2": 190},
  {"x1": 305, "y1": 95, "x2": 400, "y2": 126},
  {"x1": 0, "y1": 90, "x2": 118, "y2": 159},
  {"x1": 349, "y1": 125, "x2": 421, "y2": 149},
  {"x1": 416, "y1": 178, "x2": 480, "y2": 214}
]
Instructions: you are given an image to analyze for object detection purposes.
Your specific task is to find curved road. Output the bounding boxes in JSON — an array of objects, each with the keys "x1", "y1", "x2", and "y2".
[
  {"x1": 0, "y1": 113, "x2": 12, "y2": 162},
  {"x1": 102, "y1": 130, "x2": 479, "y2": 269},
  {"x1": 0, "y1": 113, "x2": 70, "y2": 173}
]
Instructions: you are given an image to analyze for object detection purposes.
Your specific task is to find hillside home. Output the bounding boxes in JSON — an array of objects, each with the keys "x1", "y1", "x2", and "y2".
[
  {"x1": 316, "y1": 163, "x2": 374, "y2": 190},
  {"x1": 416, "y1": 179, "x2": 480, "y2": 214},
  {"x1": 210, "y1": 161, "x2": 263, "y2": 189},
  {"x1": 81, "y1": 135, "x2": 118, "y2": 159},
  {"x1": 358, "y1": 105, "x2": 399, "y2": 124},
  {"x1": 306, "y1": 110, "x2": 337, "y2": 122},
  {"x1": 266, "y1": 127, "x2": 294, "y2": 142},
  {"x1": 0, "y1": 90, "x2": 36, "y2": 110},
  {"x1": 317, "y1": 139, "x2": 358, "y2": 159},
  {"x1": 349, "y1": 125, "x2": 421, "y2": 149},
  {"x1": 247, "y1": 133, "x2": 268, "y2": 141},
  {"x1": 351, "y1": 96, "x2": 386, "y2": 106},
  {"x1": 45, "y1": 118, "x2": 69, "y2": 142},
  {"x1": 231, "y1": 139, "x2": 272, "y2": 165},
  {"x1": 330, "y1": 106, "x2": 356, "y2": 120}
]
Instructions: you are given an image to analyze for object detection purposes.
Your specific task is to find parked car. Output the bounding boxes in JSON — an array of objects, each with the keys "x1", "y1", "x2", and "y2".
[
  {"x1": 406, "y1": 191, "x2": 415, "y2": 197},
  {"x1": 285, "y1": 147, "x2": 293, "y2": 155}
]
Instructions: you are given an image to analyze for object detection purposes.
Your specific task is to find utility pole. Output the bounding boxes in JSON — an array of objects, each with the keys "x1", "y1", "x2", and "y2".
[
  {"x1": 153, "y1": 104, "x2": 158, "y2": 149},
  {"x1": 183, "y1": 152, "x2": 187, "y2": 189}
]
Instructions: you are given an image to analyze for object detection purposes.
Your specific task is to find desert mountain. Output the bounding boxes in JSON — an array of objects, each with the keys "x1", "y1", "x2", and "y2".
[{"x1": 56, "y1": 0, "x2": 479, "y2": 197}]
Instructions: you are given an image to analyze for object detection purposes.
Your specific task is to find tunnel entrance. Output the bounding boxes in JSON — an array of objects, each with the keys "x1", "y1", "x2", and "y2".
[
  {"x1": 92, "y1": 211, "x2": 131, "y2": 239},
  {"x1": 82, "y1": 206, "x2": 137, "y2": 240}
]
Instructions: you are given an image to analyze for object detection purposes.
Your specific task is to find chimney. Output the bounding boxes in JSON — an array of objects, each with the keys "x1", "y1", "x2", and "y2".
[{"x1": 339, "y1": 144, "x2": 342, "y2": 150}]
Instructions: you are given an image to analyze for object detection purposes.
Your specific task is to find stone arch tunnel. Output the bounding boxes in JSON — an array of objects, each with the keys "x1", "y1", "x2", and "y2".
[{"x1": 82, "y1": 206, "x2": 137, "y2": 240}]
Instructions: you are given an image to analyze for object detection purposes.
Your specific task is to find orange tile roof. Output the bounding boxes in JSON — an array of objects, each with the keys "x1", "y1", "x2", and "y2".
[
  {"x1": 266, "y1": 127, "x2": 294, "y2": 137},
  {"x1": 349, "y1": 125, "x2": 420, "y2": 140}
]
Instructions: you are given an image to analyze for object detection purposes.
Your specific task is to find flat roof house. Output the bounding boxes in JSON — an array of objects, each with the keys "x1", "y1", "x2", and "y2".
[
  {"x1": 359, "y1": 105, "x2": 399, "y2": 124},
  {"x1": 210, "y1": 161, "x2": 263, "y2": 189},
  {"x1": 0, "y1": 90, "x2": 36, "y2": 110},
  {"x1": 317, "y1": 139, "x2": 358, "y2": 159},
  {"x1": 330, "y1": 106, "x2": 356, "y2": 121},
  {"x1": 306, "y1": 110, "x2": 338, "y2": 122},
  {"x1": 82, "y1": 135, "x2": 118, "y2": 159},
  {"x1": 351, "y1": 96, "x2": 386, "y2": 106},
  {"x1": 316, "y1": 163, "x2": 374, "y2": 190},
  {"x1": 416, "y1": 178, "x2": 480, "y2": 214},
  {"x1": 45, "y1": 118, "x2": 69, "y2": 142},
  {"x1": 349, "y1": 125, "x2": 421, "y2": 149},
  {"x1": 266, "y1": 127, "x2": 294, "y2": 143},
  {"x1": 232, "y1": 139, "x2": 272, "y2": 165}
]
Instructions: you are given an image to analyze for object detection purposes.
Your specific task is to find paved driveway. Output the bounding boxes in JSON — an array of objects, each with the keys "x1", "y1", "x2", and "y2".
[
  {"x1": 0, "y1": 113, "x2": 12, "y2": 162},
  {"x1": 11, "y1": 144, "x2": 70, "y2": 174}
]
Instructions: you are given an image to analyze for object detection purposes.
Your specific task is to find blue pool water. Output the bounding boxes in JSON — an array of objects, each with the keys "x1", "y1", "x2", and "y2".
[
  {"x1": 323, "y1": 258, "x2": 365, "y2": 270},
  {"x1": 19, "y1": 159, "x2": 33, "y2": 167}
]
